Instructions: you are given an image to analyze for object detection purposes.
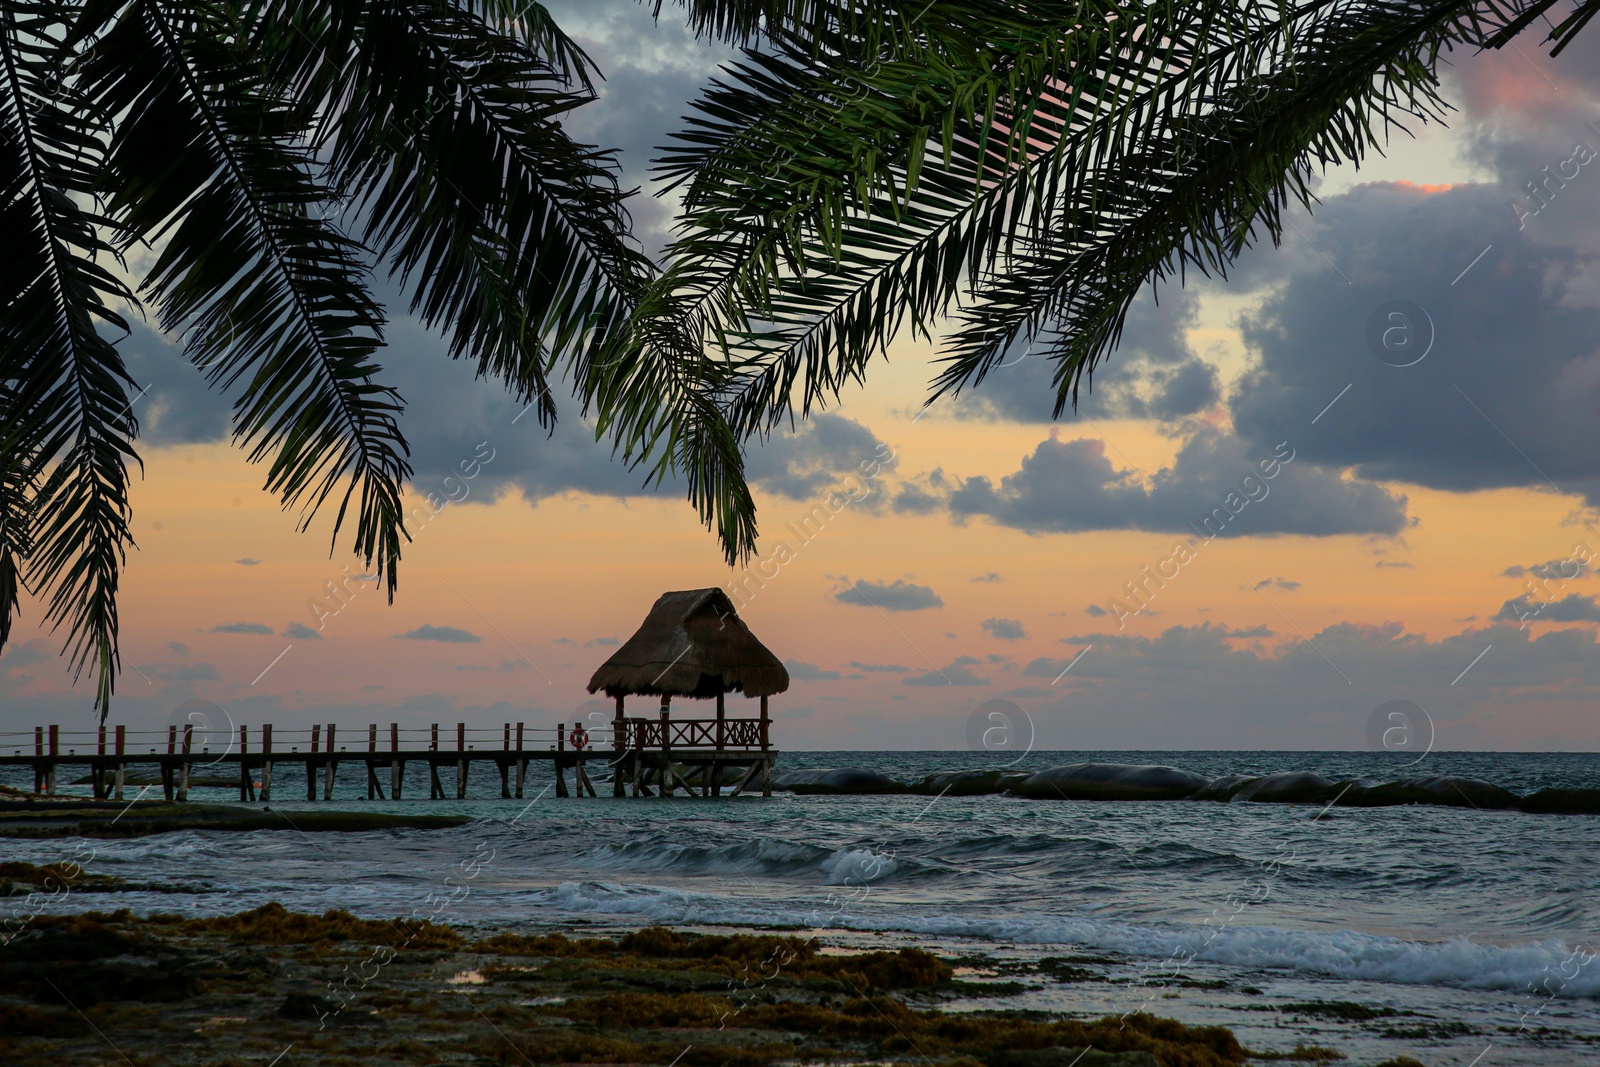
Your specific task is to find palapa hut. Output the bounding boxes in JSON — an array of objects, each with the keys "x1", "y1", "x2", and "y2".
[{"x1": 586, "y1": 588, "x2": 789, "y2": 796}]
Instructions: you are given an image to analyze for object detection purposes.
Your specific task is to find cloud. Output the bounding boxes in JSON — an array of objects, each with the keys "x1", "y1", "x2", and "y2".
[
  {"x1": 981, "y1": 617, "x2": 1028, "y2": 640},
  {"x1": 166, "y1": 641, "x2": 189, "y2": 658},
  {"x1": 1084, "y1": 604, "x2": 1108, "y2": 617},
  {"x1": 1, "y1": 639, "x2": 51, "y2": 666},
  {"x1": 1216, "y1": 623, "x2": 1274, "y2": 638},
  {"x1": 212, "y1": 622, "x2": 273, "y2": 635},
  {"x1": 283, "y1": 623, "x2": 322, "y2": 640},
  {"x1": 1494, "y1": 593, "x2": 1600, "y2": 623},
  {"x1": 1227, "y1": 166, "x2": 1600, "y2": 507},
  {"x1": 397, "y1": 624, "x2": 482, "y2": 644},
  {"x1": 903, "y1": 658, "x2": 990, "y2": 686},
  {"x1": 148, "y1": 662, "x2": 222, "y2": 682},
  {"x1": 237, "y1": 558, "x2": 261, "y2": 566},
  {"x1": 585, "y1": 637, "x2": 621, "y2": 648},
  {"x1": 1376, "y1": 561, "x2": 1414, "y2": 569},
  {"x1": 1012, "y1": 615, "x2": 1600, "y2": 747},
  {"x1": 834, "y1": 578, "x2": 944, "y2": 611},
  {"x1": 1252, "y1": 578, "x2": 1301, "y2": 592},
  {"x1": 1503, "y1": 557, "x2": 1590, "y2": 582},
  {"x1": 951, "y1": 288, "x2": 1219, "y2": 423},
  {"x1": 455, "y1": 660, "x2": 532, "y2": 672},
  {"x1": 971, "y1": 572, "x2": 1004, "y2": 583},
  {"x1": 848, "y1": 661, "x2": 910, "y2": 673},
  {"x1": 785, "y1": 659, "x2": 842, "y2": 681},
  {"x1": 946, "y1": 429, "x2": 1408, "y2": 537},
  {"x1": 742, "y1": 413, "x2": 895, "y2": 502}
]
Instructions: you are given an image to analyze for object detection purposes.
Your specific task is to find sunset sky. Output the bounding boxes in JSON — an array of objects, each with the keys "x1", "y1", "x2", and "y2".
[{"x1": 5, "y1": 5, "x2": 1600, "y2": 751}]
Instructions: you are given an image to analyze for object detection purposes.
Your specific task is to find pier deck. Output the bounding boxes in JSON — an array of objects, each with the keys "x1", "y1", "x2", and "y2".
[{"x1": 0, "y1": 718, "x2": 775, "y2": 802}]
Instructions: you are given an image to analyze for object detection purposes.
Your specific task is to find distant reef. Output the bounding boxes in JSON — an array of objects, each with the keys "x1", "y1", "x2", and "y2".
[{"x1": 769, "y1": 763, "x2": 1600, "y2": 814}]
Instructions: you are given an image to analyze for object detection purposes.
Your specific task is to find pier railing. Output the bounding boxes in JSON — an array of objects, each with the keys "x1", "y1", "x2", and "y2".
[
  {"x1": 0, "y1": 717, "x2": 775, "y2": 802},
  {"x1": 0, "y1": 717, "x2": 771, "y2": 761}
]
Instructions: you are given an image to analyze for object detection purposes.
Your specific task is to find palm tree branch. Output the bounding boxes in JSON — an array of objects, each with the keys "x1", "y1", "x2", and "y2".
[
  {"x1": 0, "y1": 0, "x2": 139, "y2": 712},
  {"x1": 82, "y1": 0, "x2": 411, "y2": 599}
]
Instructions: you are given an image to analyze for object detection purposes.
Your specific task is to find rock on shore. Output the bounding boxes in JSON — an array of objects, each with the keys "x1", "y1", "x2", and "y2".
[{"x1": 1009, "y1": 763, "x2": 1210, "y2": 801}]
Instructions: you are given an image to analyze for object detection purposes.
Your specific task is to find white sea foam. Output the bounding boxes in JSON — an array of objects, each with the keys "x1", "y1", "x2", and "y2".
[{"x1": 529, "y1": 881, "x2": 1600, "y2": 998}]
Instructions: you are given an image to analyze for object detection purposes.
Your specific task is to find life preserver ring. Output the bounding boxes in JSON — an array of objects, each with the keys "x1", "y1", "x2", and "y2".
[{"x1": 570, "y1": 726, "x2": 589, "y2": 750}]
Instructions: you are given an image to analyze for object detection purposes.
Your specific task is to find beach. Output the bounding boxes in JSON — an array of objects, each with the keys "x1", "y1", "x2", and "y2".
[{"x1": 2, "y1": 750, "x2": 1597, "y2": 1065}]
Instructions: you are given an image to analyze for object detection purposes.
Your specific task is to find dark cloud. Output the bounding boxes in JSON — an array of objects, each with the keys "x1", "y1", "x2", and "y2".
[
  {"x1": 455, "y1": 660, "x2": 532, "y2": 672},
  {"x1": 212, "y1": 622, "x2": 272, "y2": 635},
  {"x1": 742, "y1": 413, "x2": 895, "y2": 502},
  {"x1": 1493, "y1": 593, "x2": 1600, "y2": 624},
  {"x1": 283, "y1": 623, "x2": 322, "y2": 640},
  {"x1": 946, "y1": 430, "x2": 1407, "y2": 537},
  {"x1": 1016, "y1": 617, "x2": 1600, "y2": 747},
  {"x1": 397, "y1": 624, "x2": 481, "y2": 644},
  {"x1": 834, "y1": 578, "x2": 943, "y2": 611},
  {"x1": 848, "y1": 661, "x2": 910, "y2": 673},
  {"x1": 237, "y1": 558, "x2": 261, "y2": 566},
  {"x1": 585, "y1": 637, "x2": 621, "y2": 648},
  {"x1": 1084, "y1": 604, "x2": 1108, "y2": 617},
  {"x1": 1, "y1": 639, "x2": 51, "y2": 666},
  {"x1": 971, "y1": 572, "x2": 1004, "y2": 583},
  {"x1": 903, "y1": 657, "x2": 989, "y2": 686},
  {"x1": 951, "y1": 288, "x2": 1219, "y2": 424},
  {"x1": 166, "y1": 641, "x2": 189, "y2": 658},
  {"x1": 1229, "y1": 184, "x2": 1600, "y2": 503},
  {"x1": 1376, "y1": 561, "x2": 1414, "y2": 569},
  {"x1": 785, "y1": 659, "x2": 842, "y2": 681},
  {"x1": 1216, "y1": 623, "x2": 1274, "y2": 638},
  {"x1": 981, "y1": 617, "x2": 1027, "y2": 640},
  {"x1": 1252, "y1": 577, "x2": 1301, "y2": 592}
]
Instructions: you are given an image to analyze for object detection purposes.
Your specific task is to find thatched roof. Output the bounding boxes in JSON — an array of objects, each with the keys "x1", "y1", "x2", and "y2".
[{"x1": 587, "y1": 589, "x2": 790, "y2": 699}]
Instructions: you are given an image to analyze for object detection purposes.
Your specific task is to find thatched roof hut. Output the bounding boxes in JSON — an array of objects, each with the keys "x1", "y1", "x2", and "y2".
[{"x1": 587, "y1": 588, "x2": 789, "y2": 700}]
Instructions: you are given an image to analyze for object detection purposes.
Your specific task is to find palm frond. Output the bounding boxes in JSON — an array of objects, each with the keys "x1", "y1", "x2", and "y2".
[
  {"x1": 0, "y1": 0, "x2": 139, "y2": 711},
  {"x1": 79, "y1": 0, "x2": 411, "y2": 600},
  {"x1": 641, "y1": 1, "x2": 1307, "y2": 435},
  {"x1": 939, "y1": 0, "x2": 1495, "y2": 412},
  {"x1": 308, "y1": 0, "x2": 654, "y2": 428}
]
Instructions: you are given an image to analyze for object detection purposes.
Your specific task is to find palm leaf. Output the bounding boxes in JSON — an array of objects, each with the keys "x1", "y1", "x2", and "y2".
[
  {"x1": 78, "y1": 0, "x2": 411, "y2": 602},
  {"x1": 0, "y1": 0, "x2": 139, "y2": 710}
]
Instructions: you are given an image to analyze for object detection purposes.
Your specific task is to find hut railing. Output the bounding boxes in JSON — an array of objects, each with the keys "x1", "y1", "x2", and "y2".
[{"x1": 618, "y1": 717, "x2": 764, "y2": 750}]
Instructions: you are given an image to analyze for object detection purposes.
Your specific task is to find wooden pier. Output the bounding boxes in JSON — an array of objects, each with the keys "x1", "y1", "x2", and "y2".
[{"x1": 0, "y1": 711, "x2": 775, "y2": 803}]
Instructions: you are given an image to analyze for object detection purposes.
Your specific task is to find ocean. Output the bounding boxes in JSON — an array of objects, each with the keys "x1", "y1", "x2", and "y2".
[{"x1": 5, "y1": 750, "x2": 1597, "y2": 1065}]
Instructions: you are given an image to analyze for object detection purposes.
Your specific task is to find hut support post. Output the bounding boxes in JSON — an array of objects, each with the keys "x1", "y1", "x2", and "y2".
[
  {"x1": 712, "y1": 693, "x2": 725, "y2": 798},
  {"x1": 456, "y1": 722, "x2": 467, "y2": 799},
  {"x1": 613, "y1": 696, "x2": 626, "y2": 797},
  {"x1": 307, "y1": 725, "x2": 321, "y2": 801},
  {"x1": 555, "y1": 725, "x2": 569, "y2": 798},
  {"x1": 178, "y1": 724, "x2": 192, "y2": 802},
  {"x1": 499, "y1": 723, "x2": 512, "y2": 798},
  {"x1": 760, "y1": 695, "x2": 771, "y2": 797},
  {"x1": 515, "y1": 722, "x2": 526, "y2": 799},
  {"x1": 391, "y1": 724, "x2": 403, "y2": 800},
  {"x1": 113, "y1": 725, "x2": 126, "y2": 800},
  {"x1": 324, "y1": 724, "x2": 338, "y2": 800},
  {"x1": 659, "y1": 695, "x2": 672, "y2": 797},
  {"x1": 429, "y1": 761, "x2": 445, "y2": 799},
  {"x1": 261, "y1": 725, "x2": 273, "y2": 801}
]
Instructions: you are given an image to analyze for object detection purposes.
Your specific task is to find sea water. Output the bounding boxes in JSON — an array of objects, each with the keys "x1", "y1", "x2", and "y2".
[{"x1": 5, "y1": 750, "x2": 1597, "y2": 1065}]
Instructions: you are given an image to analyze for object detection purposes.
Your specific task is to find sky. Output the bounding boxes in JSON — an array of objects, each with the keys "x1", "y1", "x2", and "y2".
[{"x1": 5, "y1": 4, "x2": 1600, "y2": 752}]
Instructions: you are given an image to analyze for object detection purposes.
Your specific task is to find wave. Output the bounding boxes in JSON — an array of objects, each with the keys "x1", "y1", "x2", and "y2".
[{"x1": 528, "y1": 880, "x2": 1600, "y2": 999}]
